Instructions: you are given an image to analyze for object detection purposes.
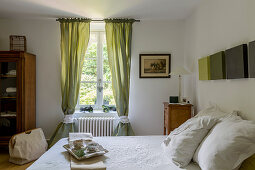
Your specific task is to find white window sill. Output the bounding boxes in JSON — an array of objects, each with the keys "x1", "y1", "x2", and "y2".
[{"x1": 73, "y1": 110, "x2": 118, "y2": 118}]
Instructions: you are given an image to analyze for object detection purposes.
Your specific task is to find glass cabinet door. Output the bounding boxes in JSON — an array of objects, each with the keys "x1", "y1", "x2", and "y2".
[{"x1": 0, "y1": 62, "x2": 17, "y2": 137}]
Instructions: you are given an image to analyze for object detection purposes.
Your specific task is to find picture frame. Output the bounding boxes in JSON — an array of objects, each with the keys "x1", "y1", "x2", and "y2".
[{"x1": 139, "y1": 54, "x2": 171, "y2": 78}]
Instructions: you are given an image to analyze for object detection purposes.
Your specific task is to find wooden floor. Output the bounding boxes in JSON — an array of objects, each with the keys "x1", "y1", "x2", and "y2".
[{"x1": 0, "y1": 147, "x2": 34, "y2": 170}]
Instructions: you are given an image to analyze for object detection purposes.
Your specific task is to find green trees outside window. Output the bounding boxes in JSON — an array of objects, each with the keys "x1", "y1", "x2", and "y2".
[{"x1": 79, "y1": 32, "x2": 115, "y2": 108}]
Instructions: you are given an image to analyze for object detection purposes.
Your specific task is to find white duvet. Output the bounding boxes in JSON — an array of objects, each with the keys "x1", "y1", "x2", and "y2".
[{"x1": 27, "y1": 136, "x2": 201, "y2": 170}]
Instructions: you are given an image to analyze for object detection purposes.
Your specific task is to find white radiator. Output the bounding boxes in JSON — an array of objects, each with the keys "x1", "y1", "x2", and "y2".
[{"x1": 77, "y1": 117, "x2": 115, "y2": 137}]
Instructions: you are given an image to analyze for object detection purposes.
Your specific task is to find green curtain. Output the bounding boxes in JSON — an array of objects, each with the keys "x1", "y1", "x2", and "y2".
[
  {"x1": 48, "y1": 18, "x2": 91, "y2": 148},
  {"x1": 105, "y1": 19, "x2": 135, "y2": 136}
]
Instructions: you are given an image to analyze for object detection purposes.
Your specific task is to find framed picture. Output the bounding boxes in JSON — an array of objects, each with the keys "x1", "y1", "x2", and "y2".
[{"x1": 139, "y1": 54, "x2": 171, "y2": 78}]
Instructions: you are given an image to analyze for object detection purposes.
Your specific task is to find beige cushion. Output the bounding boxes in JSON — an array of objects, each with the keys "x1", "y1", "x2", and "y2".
[{"x1": 240, "y1": 154, "x2": 255, "y2": 170}]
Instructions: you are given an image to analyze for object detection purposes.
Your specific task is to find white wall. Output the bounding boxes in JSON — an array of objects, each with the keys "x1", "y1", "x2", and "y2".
[
  {"x1": 0, "y1": 19, "x2": 185, "y2": 137},
  {"x1": 0, "y1": 19, "x2": 63, "y2": 139},
  {"x1": 129, "y1": 20, "x2": 185, "y2": 135},
  {"x1": 183, "y1": 0, "x2": 255, "y2": 121}
]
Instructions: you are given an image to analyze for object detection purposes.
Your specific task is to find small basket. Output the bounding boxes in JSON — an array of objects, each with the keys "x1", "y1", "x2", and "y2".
[{"x1": 10, "y1": 35, "x2": 27, "y2": 52}]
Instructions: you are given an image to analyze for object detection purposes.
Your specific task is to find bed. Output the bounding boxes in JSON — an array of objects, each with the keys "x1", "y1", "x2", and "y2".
[{"x1": 27, "y1": 136, "x2": 201, "y2": 170}]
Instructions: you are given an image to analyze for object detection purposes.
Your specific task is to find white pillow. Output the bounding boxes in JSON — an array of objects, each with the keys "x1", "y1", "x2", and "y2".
[
  {"x1": 193, "y1": 115, "x2": 255, "y2": 170},
  {"x1": 195, "y1": 104, "x2": 229, "y2": 119},
  {"x1": 162, "y1": 116, "x2": 218, "y2": 167}
]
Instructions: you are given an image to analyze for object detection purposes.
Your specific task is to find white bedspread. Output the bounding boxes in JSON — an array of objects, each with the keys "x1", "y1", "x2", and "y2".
[{"x1": 28, "y1": 136, "x2": 201, "y2": 170}]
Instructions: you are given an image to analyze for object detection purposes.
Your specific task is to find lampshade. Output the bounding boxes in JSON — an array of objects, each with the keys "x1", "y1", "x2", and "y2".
[{"x1": 170, "y1": 66, "x2": 191, "y2": 76}]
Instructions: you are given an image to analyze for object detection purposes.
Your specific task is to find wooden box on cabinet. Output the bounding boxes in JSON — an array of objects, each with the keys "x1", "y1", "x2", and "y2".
[
  {"x1": 163, "y1": 102, "x2": 192, "y2": 135},
  {"x1": 0, "y1": 51, "x2": 36, "y2": 146}
]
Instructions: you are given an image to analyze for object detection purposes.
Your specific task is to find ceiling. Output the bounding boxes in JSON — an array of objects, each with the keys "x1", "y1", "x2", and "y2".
[{"x1": 0, "y1": 0, "x2": 201, "y2": 20}]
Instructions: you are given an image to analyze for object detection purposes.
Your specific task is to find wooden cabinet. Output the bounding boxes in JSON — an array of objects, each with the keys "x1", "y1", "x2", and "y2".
[
  {"x1": 163, "y1": 102, "x2": 192, "y2": 135},
  {"x1": 0, "y1": 51, "x2": 36, "y2": 146}
]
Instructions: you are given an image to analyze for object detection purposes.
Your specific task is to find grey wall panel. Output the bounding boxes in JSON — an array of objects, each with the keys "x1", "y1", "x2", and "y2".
[
  {"x1": 248, "y1": 41, "x2": 255, "y2": 78},
  {"x1": 225, "y1": 44, "x2": 248, "y2": 79}
]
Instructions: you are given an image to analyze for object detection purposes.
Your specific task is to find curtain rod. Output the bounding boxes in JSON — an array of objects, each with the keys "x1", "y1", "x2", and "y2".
[
  {"x1": 56, "y1": 18, "x2": 140, "y2": 22},
  {"x1": 91, "y1": 19, "x2": 140, "y2": 22}
]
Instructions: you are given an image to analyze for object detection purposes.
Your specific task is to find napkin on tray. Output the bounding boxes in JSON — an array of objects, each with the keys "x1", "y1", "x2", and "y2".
[
  {"x1": 71, "y1": 156, "x2": 106, "y2": 170},
  {"x1": 69, "y1": 133, "x2": 93, "y2": 142}
]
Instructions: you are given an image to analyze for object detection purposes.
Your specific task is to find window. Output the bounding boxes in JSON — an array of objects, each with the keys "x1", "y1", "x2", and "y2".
[{"x1": 78, "y1": 31, "x2": 115, "y2": 109}]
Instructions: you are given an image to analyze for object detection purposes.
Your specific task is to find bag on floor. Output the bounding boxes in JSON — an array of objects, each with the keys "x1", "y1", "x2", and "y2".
[{"x1": 9, "y1": 128, "x2": 48, "y2": 165}]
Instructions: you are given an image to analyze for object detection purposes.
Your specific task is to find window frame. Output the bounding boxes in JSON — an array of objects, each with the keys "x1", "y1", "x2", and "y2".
[{"x1": 76, "y1": 31, "x2": 114, "y2": 110}]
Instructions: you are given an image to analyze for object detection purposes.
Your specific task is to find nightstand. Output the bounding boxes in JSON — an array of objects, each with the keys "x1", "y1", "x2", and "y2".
[{"x1": 163, "y1": 102, "x2": 192, "y2": 135}]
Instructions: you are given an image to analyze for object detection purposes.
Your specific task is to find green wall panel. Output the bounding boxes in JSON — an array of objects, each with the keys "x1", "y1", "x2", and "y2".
[
  {"x1": 199, "y1": 56, "x2": 211, "y2": 80},
  {"x1": 210, "y1": 51, "x2": 226, "y2": 80}
]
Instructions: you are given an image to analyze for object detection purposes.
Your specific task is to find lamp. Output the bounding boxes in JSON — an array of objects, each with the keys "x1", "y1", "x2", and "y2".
[{"x1": 170, "y1": 66, "x2": 191, "y2": 103}]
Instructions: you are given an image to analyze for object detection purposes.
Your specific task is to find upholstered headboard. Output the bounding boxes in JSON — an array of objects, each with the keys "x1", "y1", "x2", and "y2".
[{"x1": 197, "y1": 80, "x2": 255, "y2": 122}]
